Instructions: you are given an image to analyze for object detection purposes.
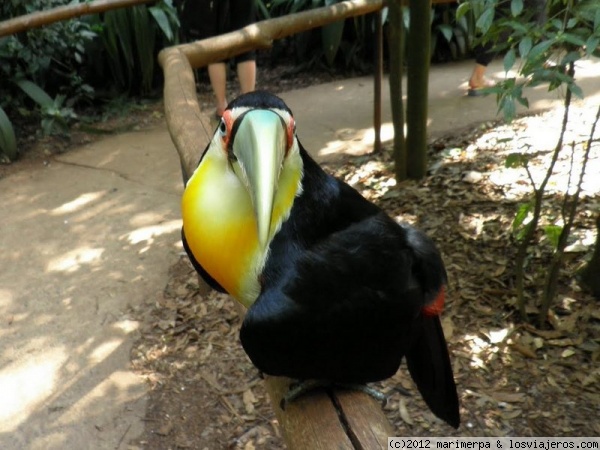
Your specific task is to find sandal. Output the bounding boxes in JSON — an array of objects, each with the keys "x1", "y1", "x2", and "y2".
[
  {"x1": 467, "y1": 78, "x2": 495, "y2": 97},
  {"x1": 467, "y1": 87, "x2": 490, "y2": 97}
]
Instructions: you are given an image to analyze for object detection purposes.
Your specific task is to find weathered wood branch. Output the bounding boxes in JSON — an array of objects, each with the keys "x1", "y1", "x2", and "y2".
[
  {"x1": 161, "y1": 48, "x2": 213, "y2": 184},
  {"x1": 160, "y1": 2, "x2": 396, "y2": 447},
  {"x1": 265, "y1": 376, "x2": 394, "y2": 449},
  {"x1": 0, "y1": 0, "x2": 458, "y2": 39},
  {"x1": 0, "y1": 0, "x2": 155, "y2": 37}
]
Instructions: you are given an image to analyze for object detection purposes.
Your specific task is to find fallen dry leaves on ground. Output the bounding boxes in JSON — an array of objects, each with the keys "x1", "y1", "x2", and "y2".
[{"x1": 131, "y1": 102, "x2": 599, "y2": 449}]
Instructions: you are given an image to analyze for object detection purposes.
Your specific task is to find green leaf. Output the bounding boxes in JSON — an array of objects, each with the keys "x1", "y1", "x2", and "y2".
[
  {"x1": 550, "y1": 19, "x2": 562, "y2": 30},
  {"x1": 516, "y1": 93, "x2": 529, "y2": 108},
  {"x1": 518, "y1": 36, "x2": 532, "y2": 58},
  {"x1": 290, "y1": 0, "x2": 309, "y2": 14},
  {"x1": 543, "y1": 225, "x2": 562, "y2": 250},
  {"x1": 113, "y1": 9, "x2": 135, "y2": 66},
  {"x1": 256, "y1": 0, "x2": 270, "y2": 19},
  {"x1": 585, "y1": 36, "x2": 600, "y2": 56},
  {"x1": 503, "y1": 48, "x2": 516, "y2": 72},
  {"x1": 568, "y1": 83, "x2": 584, "y2": 99},
  {"x1": 131, "y1": 6, "x2": 155, "y2": 93},
  {"x1": 16, "y1": 79, "x2": 54, "y2": 108},
  {"x1": 476, "y1": 7, "x2": 495, "y2": 34},
  {"x1": 505, "y1": 19, "x2": 528, "y2": 34},
  {"x1": 566, "y1": 17, "x2": 578, "y2": 29},
  {"x1": 511, "y1": 0, "x2": 523, "y2": 17},
  {"x1": 500, "y1": 95, "x2": 516, "y2": 122},
  {"x1": 560, "y1": 51, "x2": 581, "y2": 65},
  {"x1": 528, "y1": 39, "x2": 553, "y2": 61},
  {"x1": 321, "y1": 20, "x2": 344, "y2": 66},
  {"x1": 561, "y1": 33, "x2": 586, "y2": 47},
  {"x1": 149, "y1": 6, "x2": 173, "y2": 42},
  {"x1": 438, "y1": 24, "x2": 453, "y2": 43},
  {"x1": 456, "y1": 2, "x2": 471, "y2": 21},
  {"x1": 0, "y1": 106, "x2": 17, "y2": 161},
  {"x1": 512, "y1": 202, "x2": 532, "y2": 233},
  {"x1": 505, "y1": 152, "x2": 529, "y2": 168}
]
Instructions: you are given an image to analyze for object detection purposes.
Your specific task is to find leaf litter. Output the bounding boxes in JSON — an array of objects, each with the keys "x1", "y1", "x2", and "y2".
[{"x1": 131, "y1": 103, "x2": 599, "y2": 449}]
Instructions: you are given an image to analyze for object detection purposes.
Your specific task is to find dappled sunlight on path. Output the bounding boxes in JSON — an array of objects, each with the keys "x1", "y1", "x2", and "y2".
[{"x1": 0, "y1": 125, "x2": 182, "y2": 449}]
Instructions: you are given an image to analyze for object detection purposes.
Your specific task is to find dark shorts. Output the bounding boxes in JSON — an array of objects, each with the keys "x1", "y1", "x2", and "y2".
[{"x1": 178, "y1": 0, "x2": 257, "y2": 63}]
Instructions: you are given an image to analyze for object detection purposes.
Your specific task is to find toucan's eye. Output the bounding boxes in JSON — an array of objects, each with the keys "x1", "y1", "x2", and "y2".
[
  {"x1": 219, "y1": 118, "x2": 227, "y2": 137},
  {"x1": 219, "y1": 110, "x2": 234, "y2": 150}
]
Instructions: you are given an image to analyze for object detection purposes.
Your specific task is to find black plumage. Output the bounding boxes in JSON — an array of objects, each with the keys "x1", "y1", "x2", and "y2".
[{"x1": 183, "y1": 91, "x2": 460, "y2": 428}]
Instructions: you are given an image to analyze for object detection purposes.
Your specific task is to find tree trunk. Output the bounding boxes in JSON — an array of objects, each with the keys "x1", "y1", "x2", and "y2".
[
  {"x1": 405, "y1": 0, "x2": 431, "y2": 180},
  {"x1": 580, "y1": 213, "x2": 600, "y2": 299},
  {"x1": 387, "y1": 0, "x2": 406, "y2": 181}
]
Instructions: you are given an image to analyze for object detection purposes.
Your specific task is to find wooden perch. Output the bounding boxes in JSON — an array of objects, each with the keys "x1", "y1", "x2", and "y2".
[
  {"x1": 0, "y1": 0, "x2": 155, "y2": 37},
  {"x1": 160, "y1": 1, "x2": 396, "y2": 447},
  {"x1": 265, "y1": 377, "x2": 394, "y2": 449}
]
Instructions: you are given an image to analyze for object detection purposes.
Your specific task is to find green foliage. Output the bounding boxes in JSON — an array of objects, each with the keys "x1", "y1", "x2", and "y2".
[
  {"x1": 461, "y1": 0, "x2": 600, "y2": 324},
  {"x1": 543, "y1": 224, "x2": 563, "y2": 250},
  {"x1": 0, "y1": 1, "x2": 96, "y2": 95},
  {"x1": 0, "y1": 106, "x2": 17, "y2": 162},
  {"x1": 430, "y1": 3, "x2": 478, "y2": 62},
  {"x1": 461, "y1": 0, "x2": 600, "y2": 121},
  {"x1": 257, "y1": 1, "x2": 478, "y2": 71},
  {"x1": 17, "y1": 80, "x2": 77, "y2": 135},
  {"x1": 512, "y1": 202, "x2": 532, "y2": 239},
  {"x1": 505, "y1": 151, "x2": 530, "y2": 168},
  {"x1": 0, "y1": 0, "x2": 97, "y2": 160},
  {"x1": 0, "y1": 0, "x2": 178, "y2": 160},
  {"x1": 321, "y1": 11, "x2": 345, "y2": 66},
  {"x1": 87, "y1": 0, "x2": 179, "y2": 94}
]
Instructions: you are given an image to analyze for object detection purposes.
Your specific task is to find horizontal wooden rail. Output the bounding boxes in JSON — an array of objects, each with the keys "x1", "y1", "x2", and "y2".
[
  {"x1": 161, "y1": 1, "x2": 396, "y2": 447},
  {"x1": 0, "y1": 0, "x2": 458, "y2": 38},
  {"x1": 0, "y1": 0, "x2": 155, "y2": 37}
]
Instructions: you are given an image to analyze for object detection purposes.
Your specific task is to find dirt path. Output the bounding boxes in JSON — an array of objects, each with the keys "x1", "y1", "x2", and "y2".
[
  {"x1": 0, "y1": 58, "x2": 598, "y2": 449},
  {"x1": 0, "y1": 126, "x2": 183, "y2": 449}
]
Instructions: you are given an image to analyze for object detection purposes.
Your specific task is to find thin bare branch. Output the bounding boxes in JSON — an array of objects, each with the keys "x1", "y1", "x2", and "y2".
[{"x1": 0, "y1": 0, "x2": 155, "y2": 37}]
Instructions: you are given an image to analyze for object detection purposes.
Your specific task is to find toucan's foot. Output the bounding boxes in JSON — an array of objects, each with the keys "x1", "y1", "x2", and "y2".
[
  {"x1": 338, "y1": 383, "x2": 387, "y2": 404},
  {"x1": 280, "y1": 380, "x2": 328, "y2": 410},
  {"x1": 280, "y1": 380, "x2": 387, "y2": 410}
]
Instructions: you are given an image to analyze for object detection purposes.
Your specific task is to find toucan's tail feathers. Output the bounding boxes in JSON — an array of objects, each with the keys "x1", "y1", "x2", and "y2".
[{"x1": 406, "y1": 316, "x2": 460, "y2": 428}]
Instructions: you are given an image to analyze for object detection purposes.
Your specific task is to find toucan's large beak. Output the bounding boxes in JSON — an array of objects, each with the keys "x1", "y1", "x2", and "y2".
[{"x1": 232, "y1": 109, "x2": 286, "y2": 248}]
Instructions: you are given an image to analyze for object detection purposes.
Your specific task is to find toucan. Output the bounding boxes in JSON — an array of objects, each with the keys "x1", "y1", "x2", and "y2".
[{"x1": 181, "y1": 91, "x2": 460, "y2": 428}]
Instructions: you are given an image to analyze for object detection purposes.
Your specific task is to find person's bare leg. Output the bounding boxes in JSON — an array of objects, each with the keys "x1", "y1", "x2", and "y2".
[
  {"x1": 237, "y1": 60, "x2": 256, "y2": 94},
  {"x1": 469, "y1": 63, "x2": 492, "y2": 89},
  {"x1": 208, "y1": 62, "x2": 228, "y2": 116}
]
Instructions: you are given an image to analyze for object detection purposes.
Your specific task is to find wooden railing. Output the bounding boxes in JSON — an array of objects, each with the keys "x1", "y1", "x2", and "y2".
[{"x1": 0, "y1": 0, "x2": 154, "y2": 37}]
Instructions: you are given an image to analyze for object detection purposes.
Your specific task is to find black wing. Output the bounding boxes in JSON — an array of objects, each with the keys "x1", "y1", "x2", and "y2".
[
  {"x1": 241, "y1": 210, "x2": 430, "y2": 383},
  {"x1": 240, "y1": 148, "x2": 458, "y2": 426},
  {"x1": 240, "y1": 150, "x2": 445, "y2": 377}
]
